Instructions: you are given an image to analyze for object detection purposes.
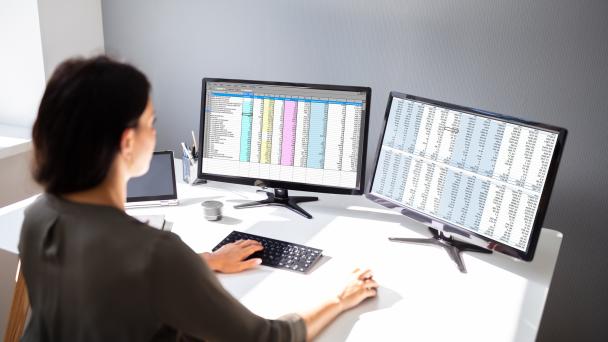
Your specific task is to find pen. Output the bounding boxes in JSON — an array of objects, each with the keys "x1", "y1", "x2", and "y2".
[
  {"x1": 181, "y1": 142, "x2": 194, "y2": 166},
  {"x1": 191, "y1": 131, "x2": 198, "y2": 156}
]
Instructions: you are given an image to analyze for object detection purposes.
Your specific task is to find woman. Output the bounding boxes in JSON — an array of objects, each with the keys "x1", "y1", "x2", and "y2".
[{"x1": 18, "y1": 56, "x2": 379, "y2": 341}]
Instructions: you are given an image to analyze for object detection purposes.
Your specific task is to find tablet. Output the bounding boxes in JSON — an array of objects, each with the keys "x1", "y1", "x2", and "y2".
[{"x1": 126, "y1": 151, "x2": 178, "y2": 207}]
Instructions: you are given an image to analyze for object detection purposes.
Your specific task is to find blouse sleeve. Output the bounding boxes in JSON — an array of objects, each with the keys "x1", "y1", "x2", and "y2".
[{"x1": 148, "y1": 232, "x2": 306, "y2": 342}]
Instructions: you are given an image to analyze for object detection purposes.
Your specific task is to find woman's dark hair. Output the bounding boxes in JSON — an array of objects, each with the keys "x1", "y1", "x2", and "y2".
[{"x1": 32, "y1": 56, "x2": 151, "y2": 194}]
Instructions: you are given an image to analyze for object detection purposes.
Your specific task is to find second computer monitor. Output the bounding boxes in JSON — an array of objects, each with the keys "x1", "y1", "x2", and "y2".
[
  {"x1": 198, "y1": 78, "x2": 370, "y2": 217},
  {"x1": 369, "y1": 92, "x2": 567, "y2": 261}
]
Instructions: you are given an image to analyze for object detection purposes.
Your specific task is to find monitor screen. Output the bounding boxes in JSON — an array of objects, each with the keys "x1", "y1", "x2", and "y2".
[
  {"x1": 198, "y1": 78, "x2": 370, "y2": 194},
  {"x1": 127, "y1": 151, "x2": 177, "y2": 202},
  {"x1": 369, "y1": 92, "x2": 566, "y2": 260}
]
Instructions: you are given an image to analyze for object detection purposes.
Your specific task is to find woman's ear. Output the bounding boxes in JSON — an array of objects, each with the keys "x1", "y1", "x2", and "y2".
[{"x1": 120, "y1": 128, "x2": 136, "y2": 163}]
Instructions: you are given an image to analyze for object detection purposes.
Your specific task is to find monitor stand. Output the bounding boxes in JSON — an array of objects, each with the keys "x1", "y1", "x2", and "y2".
[
  {"x1": 234, "y1": 188, "x2": 318, "y2": 219},
  {"x1": 389, "y1": 227, "x2": 492, "y2": 273}
]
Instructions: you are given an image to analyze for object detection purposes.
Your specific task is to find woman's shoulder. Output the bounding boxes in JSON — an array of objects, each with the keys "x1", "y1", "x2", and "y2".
[
  {"x1": 23, "y1": 194, "x2": 59, "y2": 227},
  {"x1": 22, "y1": 193, "x2": 163, "y2": 236},
  {"x1": 19, "y1": 193, "x2": 178, "y2": 255}
]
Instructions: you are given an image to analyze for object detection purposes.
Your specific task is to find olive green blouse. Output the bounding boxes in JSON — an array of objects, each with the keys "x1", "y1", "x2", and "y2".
[{"x1": 18, "y1": 194, "x2": 305, "y2": 342}]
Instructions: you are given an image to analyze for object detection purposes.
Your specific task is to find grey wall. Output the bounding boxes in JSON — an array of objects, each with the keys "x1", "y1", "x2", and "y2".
[{"x1": 101, "y1": 0, "x2": 608, "y2": 340}]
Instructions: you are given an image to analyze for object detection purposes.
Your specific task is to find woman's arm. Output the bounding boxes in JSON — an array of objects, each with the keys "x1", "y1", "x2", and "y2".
[
  {"x1": 152, "y1": 233, "x2": 378, "y2": 341},
  {"x1": 201, "y1": 240, "x2": 379, "y2": 340},
  {"x1": 151, "y1": 234, "x2": 306, "y2": 341}
]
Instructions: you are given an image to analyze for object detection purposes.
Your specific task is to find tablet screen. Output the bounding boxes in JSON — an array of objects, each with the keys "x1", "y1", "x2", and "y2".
[{"x1": 127, "y1": 151, "x2": 177, "y2": 202}]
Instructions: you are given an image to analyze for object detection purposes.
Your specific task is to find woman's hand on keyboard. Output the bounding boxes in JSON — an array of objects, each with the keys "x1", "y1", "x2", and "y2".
[{"x1": 201, "y1": 239, "x2": 263, "y2": 273}]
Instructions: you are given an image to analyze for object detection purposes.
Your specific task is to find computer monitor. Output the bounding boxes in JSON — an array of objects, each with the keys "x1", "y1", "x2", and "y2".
[
  {"x1": 198, "y1": 78, "x2": 371, "y2": 218},
  {"x1": 368, "y1": 92, "x2": 567, "y2": 271}
]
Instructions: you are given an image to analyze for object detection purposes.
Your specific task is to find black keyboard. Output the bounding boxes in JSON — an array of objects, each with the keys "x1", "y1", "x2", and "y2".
[{"x1": 213, "y1": 231, "x2": 323, "y2": 273}]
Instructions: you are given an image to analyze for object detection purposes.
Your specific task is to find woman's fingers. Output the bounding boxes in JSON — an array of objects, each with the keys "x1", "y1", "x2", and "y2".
[
  {"x1": 238, "y1": 257, "x2": 263, "y2": 271},
  {"x1": 238, "y1": 239, "x2": 262, "y2": 248},
  {"x1": 242, "y1": 244, "x2": 264, "y2": 257},
  {"x1": 356, "y1": 269, "x2": 373, "y2": 281},
  {"x1": 361, "y1": 279, "x2": 379, "y2": 298},
  {"x1": 363, "y1": 279, "x2": 379, "y2": 289}
]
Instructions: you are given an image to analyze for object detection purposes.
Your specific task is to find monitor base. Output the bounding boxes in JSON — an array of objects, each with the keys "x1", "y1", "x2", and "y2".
[
  {"x1": 234, "y1": 188, "x2": 318, "y2": 219},
  {"x1": 389, "y1": 227, "x2": 492, "y2": 273}
]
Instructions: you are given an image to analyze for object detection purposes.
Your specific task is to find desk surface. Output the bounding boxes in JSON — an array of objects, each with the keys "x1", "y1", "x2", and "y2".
[
  {"x1": 130, "y1": 171, "x2": 562, "y2": 342},
  {"x1": 0, "y1": 166, "x2": 562, "y2": 342}
]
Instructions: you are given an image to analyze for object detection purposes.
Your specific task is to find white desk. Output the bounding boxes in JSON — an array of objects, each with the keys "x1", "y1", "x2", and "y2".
[
  {"x1": 0, "y1": 170, "x2": 562, "y2": 342},
  {"x1": 128, "y1": 169, "x2": 562, "y2": 342}
]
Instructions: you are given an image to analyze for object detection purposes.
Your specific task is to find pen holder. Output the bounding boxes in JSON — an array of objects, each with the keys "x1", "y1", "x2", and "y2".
[{"x1": 181, "y1": 152, "x2": 198, "y2": 185}]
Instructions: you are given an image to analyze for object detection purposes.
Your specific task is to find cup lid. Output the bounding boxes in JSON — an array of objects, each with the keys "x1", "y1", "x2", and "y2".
[{"x1": 201, "y1": 200, "x2": 223, "y2": 209}]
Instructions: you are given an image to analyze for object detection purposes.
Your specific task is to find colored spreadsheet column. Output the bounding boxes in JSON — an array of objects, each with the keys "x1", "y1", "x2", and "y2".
[
  {"x1": 281, "y1": 100, "x2": 297, "y2": 166},
  {"x1": 403, "y1": 101, "x2": 424, "y2": 153},
  {"x1": 307, "y1": 101, "x2": 328, "y2": 169},
  {"x1": 249, "y1": 97, "x2": 264, "y2": 163},
  {"x1": 478, "y1": 120, "x2": 506, "y2": 177},
  {"x1": 271, "y1": 98, "x2": 284, "y2": 165},
  {"x1": 293, "y1": 100, "x2": 311, "y2": 168},
  {"x1": 372, "y1": 148, "x2": 391, "y2": 196},
  {"x1": 463, "y1": 117, "x2": 490, "y2": 173},
  {"x1": 451, "y1": 114, "x2": 475, "y2": 168},
  {"x1": 239, "y1": 96, "x2": 253, "y2": 161},
  {"x1": 260, "y1": 98, "x2": 274, "y2": 164}
]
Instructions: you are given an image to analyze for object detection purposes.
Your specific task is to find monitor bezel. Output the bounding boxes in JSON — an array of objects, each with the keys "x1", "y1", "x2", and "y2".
[
  {"x1": 126, "y1": 150, "x2": 178, "y2": 203},
  {"x1": 367, "y1": 91, "x2": 567, "y2": 261},
  {"x1": 198, "y1": 78, "x2": 371, "y2": 195}
]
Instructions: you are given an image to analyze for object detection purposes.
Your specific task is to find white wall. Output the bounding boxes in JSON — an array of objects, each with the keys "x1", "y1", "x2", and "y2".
[
  {"x1": 0, "y1": 0, "x2": 105, "y2": 129},
  {"x1": 0, "y1": 0, "x2": 46, "y2": 128},
  {"x1": 37, "y1": 0, "x2": 105, "y2": 79},
  {"x1": 0, "y1": 0, "x2": 106, "y2": 202}
]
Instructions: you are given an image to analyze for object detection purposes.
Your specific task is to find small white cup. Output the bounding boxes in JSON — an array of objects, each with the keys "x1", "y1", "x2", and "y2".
[{"x1": 201, "y1": 200, "x2": 223, "y2": 221}]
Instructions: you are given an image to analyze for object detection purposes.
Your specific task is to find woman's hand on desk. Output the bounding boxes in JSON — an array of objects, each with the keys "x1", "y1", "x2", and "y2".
[
  {"x1": 301, "y1": 268, "x2": 379, "y2": 341},
  {"x1": 336, "y1": 268, "x2": 379, "y2": 311},
  {"x1": 200, "y1": 239, "x2": 263, "y2": 273}
]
